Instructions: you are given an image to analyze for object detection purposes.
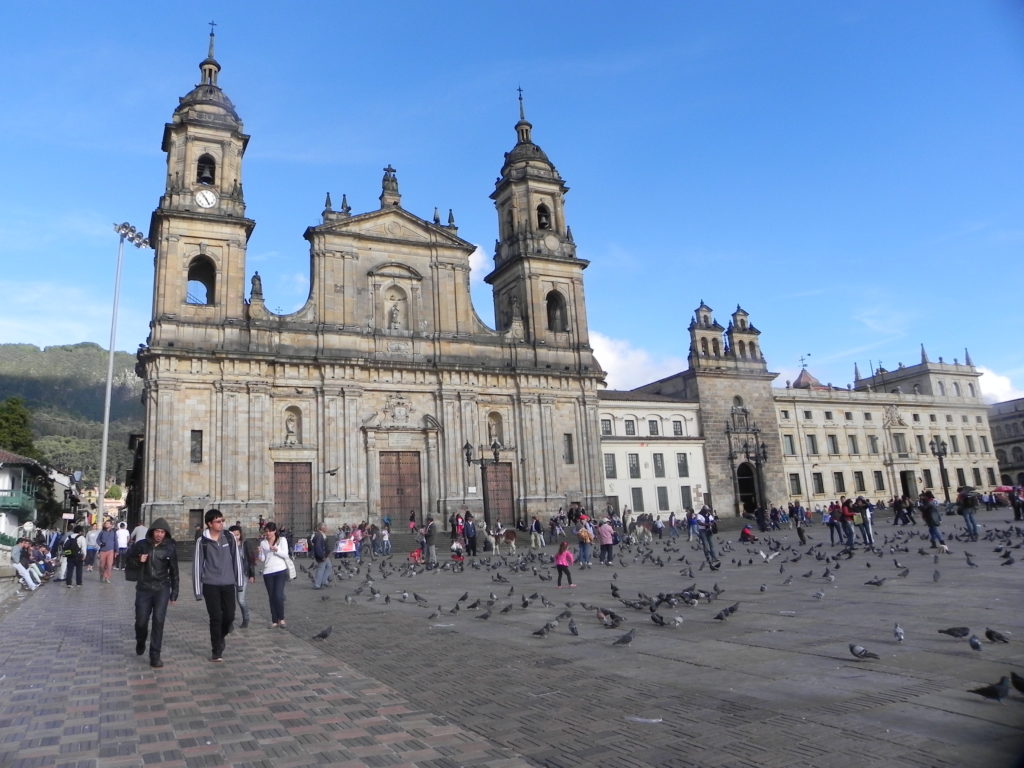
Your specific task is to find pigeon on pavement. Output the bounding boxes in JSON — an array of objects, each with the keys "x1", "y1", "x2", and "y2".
[
  {"x1": 969, "y1": 635, "x2": 982, "y2": 652},
  {"x1": 893, "y1": 623, "x2": 905, "y2": 644},
  {"x1": 612, "y1": 628, "x2": 636, "y2": 646},
  {"x1": 937, "y1": 626, "x2": 970, "y2": 638},
  {"x1": 849, "y1": 643, "x2": 879, "y2": 660},
  {"x1": 985, "y1": 628, "x2": 1010, "y2": 643},
  {"x1": 312, "y1": 625, "x2": 333, "y2": 640},
  {"x1": 968, "y1": 676, "x2": 1010, "y2": 702}
]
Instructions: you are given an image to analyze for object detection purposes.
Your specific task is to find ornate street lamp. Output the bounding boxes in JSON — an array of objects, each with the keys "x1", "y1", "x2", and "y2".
[
  {"x1": 464, "y1": 440, "x2": 503, "y2": 467},
  {"x1": 929, "y1": 438, "x2": 950, "y2": 504},
  {"x1": 98, "y1": 223, "x2": 149, "y2": 521}
]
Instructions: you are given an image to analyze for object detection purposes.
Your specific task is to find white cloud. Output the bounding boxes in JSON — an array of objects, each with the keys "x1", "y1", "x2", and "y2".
[
  {"x1": 978, "y1": 367, "x2": 1024, "y2": 404},
  {"x1": 468, "y1": 245, "x2": 488, "y2": 284},
  {"x1": 591, "y1": 332, "x2": 686, "y2": 391}
]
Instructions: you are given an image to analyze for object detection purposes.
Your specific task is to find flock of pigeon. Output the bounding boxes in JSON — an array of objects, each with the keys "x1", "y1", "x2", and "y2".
[{"x1": 302, "y1": 518, "x2": 1023, "y2": 704}]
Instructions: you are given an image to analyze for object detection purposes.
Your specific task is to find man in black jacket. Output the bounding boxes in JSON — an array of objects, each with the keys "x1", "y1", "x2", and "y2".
[{"x1": 127, "y1": 518, "x2": 179, "y2": 668}]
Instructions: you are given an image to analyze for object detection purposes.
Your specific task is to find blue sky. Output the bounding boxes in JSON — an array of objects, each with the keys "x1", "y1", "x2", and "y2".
[{"x1": 2, "y1": 1, "x2": 1022, "y2": 401}]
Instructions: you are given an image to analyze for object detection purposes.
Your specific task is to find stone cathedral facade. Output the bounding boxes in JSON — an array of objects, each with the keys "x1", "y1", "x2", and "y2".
[{"x1": 136, "y1": 36, "x2": 606, "y2": 536}]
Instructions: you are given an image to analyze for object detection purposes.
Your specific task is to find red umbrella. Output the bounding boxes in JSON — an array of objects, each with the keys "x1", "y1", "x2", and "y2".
[{"x1": 992, "y1": 486, "x2": 1014, "y2": 493}]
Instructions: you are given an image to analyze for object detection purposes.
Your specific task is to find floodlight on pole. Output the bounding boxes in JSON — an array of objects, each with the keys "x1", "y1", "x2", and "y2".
[{"x1": 97, "y1": 222, "x2": 149, "y2": 521}]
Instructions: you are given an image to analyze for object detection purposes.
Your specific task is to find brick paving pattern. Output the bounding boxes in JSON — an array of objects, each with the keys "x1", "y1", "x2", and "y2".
[{"x1": 1, "y1": 516, "x2": 1023, "y2": 767}]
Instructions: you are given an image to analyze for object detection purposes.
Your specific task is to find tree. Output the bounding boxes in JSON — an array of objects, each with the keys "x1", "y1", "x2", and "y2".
[
  {"x1": 0, "y1": 396, "x2": 40, "y2": 459},
  {"x1": 105, "y1": 484, "x2": 123, "y2": 500}
]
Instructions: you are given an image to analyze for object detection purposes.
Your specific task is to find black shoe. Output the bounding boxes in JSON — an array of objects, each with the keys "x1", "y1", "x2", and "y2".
[
  {"x1": 136, "y1": 641, "x2": 146, "y2": 656},
  {"x1": 150, "y1": 656, "x2": 163, "y2": 668},
  {"x1": 240, "y1": 618, "x2": 249, "y2": 629}
]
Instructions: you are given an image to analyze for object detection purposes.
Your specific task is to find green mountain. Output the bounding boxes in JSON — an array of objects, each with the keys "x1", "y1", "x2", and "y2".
[{"x1": 0, "y1": 342, "x2": 144, "y2": 486}]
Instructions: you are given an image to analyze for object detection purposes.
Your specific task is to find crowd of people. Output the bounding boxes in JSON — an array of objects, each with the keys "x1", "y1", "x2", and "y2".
[{"x1": 8, "y1": 481, "x2": 1016, "y2": 671}]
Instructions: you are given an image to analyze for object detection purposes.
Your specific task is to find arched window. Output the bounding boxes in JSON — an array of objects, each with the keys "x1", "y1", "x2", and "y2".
[
  {"x1": 701, "y1": 313, "x2": 710, "y2": 326},
  {"x1": 737, "y1": 340, "x2": 746, "y2": 359},
  {"x1": 733, "y1": 396, "x2": 744, "y2": 407},
  {"x1": 536, "y1": 203, "x2": 552, "y2": 230},
  {"x1": 968, "y1": 383, "x2": 976, "y2": 397},
  {"x1": 700, "y1": 338, "x2": 709, "y2": 356},
  {"x1": 937, "y1": 381, "x2": 946, "y2": 396},
  {"x1": 953, "y1": 382, "x2": 961, "y2": 397},
  {"x1": 749, "y1": 342, "x2": 758, "y2": 359},
  {"x1": 996, "y1": 449, "x2": 1007, "y2": 464},
  {"x1": 712, "y1": 338, "x2": 721, "y2": 357},
  {"x1": 196, "y1": 153, "x2": 216, "y2": 185},
  {"x1": 1013, "y1": 447, "x2": 1024, "y2": 464},
  {"x1": 186, "y1": 255, "x2": 216, "y2": 305},
  {"x1": 546, "y1": 290, "x2": 568, "y2": 332}
]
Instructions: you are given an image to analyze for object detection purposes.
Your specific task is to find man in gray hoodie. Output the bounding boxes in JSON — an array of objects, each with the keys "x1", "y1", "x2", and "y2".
[
  {"x1": 127, "y1": 517, "x2": 179, "y2": 668},
  {"x1": 193, "y1": 509, "x2": 244, "y2": 662}
]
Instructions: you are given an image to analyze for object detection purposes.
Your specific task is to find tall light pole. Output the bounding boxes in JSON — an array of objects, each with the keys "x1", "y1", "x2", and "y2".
[
  {"x1": 98, "y1": 222, "x2": 149, "y2": 521},
  {"x1": 929, "y1": 438, "x2": 950, "y2": 504}
]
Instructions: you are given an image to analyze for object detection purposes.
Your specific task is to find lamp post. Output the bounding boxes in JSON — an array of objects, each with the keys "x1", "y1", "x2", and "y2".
[
  {"x1": 464, "y1": 440, "x2": 503, "y2": 529},
  {"x1": 98, "y1": 223, "x2": 149, "y2": 522},
  {"x1": 724, "y1": 407, "x2": 769, "y2": 516},
  {"x1": 929, "y1": 438, "x2": 950, "y2": 503},
  {"x1": 743, "y1": 434, "x2": 769, "y2": 511}
]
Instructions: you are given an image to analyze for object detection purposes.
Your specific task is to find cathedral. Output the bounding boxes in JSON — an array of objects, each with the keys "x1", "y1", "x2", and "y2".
[
  {"x1": 133, "y1": 34, "x2": 1001, "y2": 537},
  {"x1": 136, "y1": 34, "x2": 606, "y2": 536}
]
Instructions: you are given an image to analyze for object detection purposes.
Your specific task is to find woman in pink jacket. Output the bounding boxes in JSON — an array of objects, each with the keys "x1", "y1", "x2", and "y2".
[
  {"x1": 596, "y1": 519, "x2": 615, "y2": 565},
  {"x1": 554, "y1": 540, "x2": 576, "y2": 587}
]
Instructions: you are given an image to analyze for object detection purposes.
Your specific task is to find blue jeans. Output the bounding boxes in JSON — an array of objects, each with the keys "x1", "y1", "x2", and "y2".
[
  {"x1": 135, "y1": 585, "x2": 171, "y2": 658},
  {"x1": 578, "y1": 541, "x2": 592, "y2": 564},
  {"x1": 312, "y1": 558, "x2": 331, "y2": 588},
  {"x1": 263, "y1": 570, "x2": 288, "y2": 623},
  {"x1": 960, "y1": 509, "x2": 978, "y2": 539},
  {"x1": 927, "y1": 524, "x2": 945, "y2": 546},
  {"x1": 698, "y1": 530, "x2": 717, "y2": 562},
  {"x1": 840, "y1": 520, "x2": 856, "y2": 548}
]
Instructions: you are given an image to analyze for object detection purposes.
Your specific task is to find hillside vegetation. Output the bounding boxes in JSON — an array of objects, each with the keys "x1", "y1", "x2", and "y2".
[{"x1": 0, "y1": 343, "x2": 144, "y2": 486}]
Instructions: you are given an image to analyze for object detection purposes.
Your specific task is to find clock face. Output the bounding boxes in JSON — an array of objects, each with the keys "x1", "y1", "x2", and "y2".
[
  {"x1": 195, "y1": 189, "x2": 218, "y2": 209},
  {"x1": 543, "y1": 233, "x2": 560, "y2": 251}
]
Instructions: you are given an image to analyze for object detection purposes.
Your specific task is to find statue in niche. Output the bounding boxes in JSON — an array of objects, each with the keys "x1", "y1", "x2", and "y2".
[
  {"x1": 250, "y1": 272, "x2": 263, "y2": 299},
  {"x1": 487, "y1": 414, "x2": 503, "y2": 447},
  {"x1": 284, "y1": 413, "x2": 298, "y2": 445},
  {"x1": 388, "y1": 302, "x2": 401, "y2": 330}
]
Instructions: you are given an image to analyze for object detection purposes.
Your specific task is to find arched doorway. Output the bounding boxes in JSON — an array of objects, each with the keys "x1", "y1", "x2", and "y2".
[{"x1": 737, "y1": 462, "x2": 757, "y2": 513}]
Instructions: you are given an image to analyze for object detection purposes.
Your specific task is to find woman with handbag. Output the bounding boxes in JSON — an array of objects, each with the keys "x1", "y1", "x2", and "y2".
[{"x1": 259, "y1": 522, "x2": 292, "y2": 628}]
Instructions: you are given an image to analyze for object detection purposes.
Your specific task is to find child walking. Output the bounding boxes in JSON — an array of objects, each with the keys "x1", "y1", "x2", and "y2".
[{"x1": 555, "y1": 540, "x2": 576, "y2": 588}]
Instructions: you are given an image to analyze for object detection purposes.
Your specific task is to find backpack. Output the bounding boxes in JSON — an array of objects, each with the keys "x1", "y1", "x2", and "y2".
[
  {"x1": 961, "y1": 492, "x2": 978, "y2": 509},
  {"x1": 63, "y1": 534, "x2": 81, "y2": 560}
]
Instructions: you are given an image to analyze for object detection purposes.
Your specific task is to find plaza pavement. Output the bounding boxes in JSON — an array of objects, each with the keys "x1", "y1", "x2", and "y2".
[{"x1": 1, "y1": 514, "x2": 1022, "y2": 768}]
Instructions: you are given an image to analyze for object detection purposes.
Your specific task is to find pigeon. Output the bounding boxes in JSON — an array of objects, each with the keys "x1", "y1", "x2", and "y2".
[
  {"x1": 759, "y1": 584, "x2": 767, "y2": 592},
  {"x1": 969, "y1": 635, "x2": 982, "y2": 651},
  {"x1": 893, "y1": 623, "x2": 905, "y2": 644},
  {"x1": 985, "y1": 628, "x2": 1010, "y2": 644},
  {"x1": 1012, "y1": 671, "x2": 1024, "y2": 695},
  {"x1": 938, "y1": 626, "x2": 970, "y2": 638},
  {"x1": 568, "y1": 618, "x2": 579, "y2": 636},
  {"x1": 612, "y1": 628, "x2": 636, "y2": 646},
  {"x1": 713, "y1": 609, "x2": 729, "y2": 621},
  {"x1": 849, "y1": 643, "x2": 879, "y2": 660},
  {"x1": 896, "y1": 568, "x2": 910, "y2": 578},
  {"x1": 650, "y1": 612, "x2": 666, "y2": 627},
  {"x1": 968, "y1": 676, "x2": 1010, "y2": 702},
  {"x1": 865, "y1": 577, "x2": 886, "y2": 587},
  {"x1": 312, "y1": 625, "x2": 333, "y2": 640},
  {"x1": 812, "y1": 591, "x2": 826, "y2": 600},
  {"x1": 932, "y1": 570, "x2": 940, "y2": 583},
  {"x1": 476, "y1": 608, "x2": 492, "y2": 620},
  {"x1": 457, "y1": 591, "x2": 469, "y2": 602},
  {"x1": 532, "y1": 625, "x2": 550, "y2": 638},
  {"x1": 781, "y1": 576, "x2": 793, "y2": 586}
]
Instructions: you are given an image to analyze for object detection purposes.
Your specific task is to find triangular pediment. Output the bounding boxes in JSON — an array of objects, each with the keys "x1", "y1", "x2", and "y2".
[{"x1": 307, "y1": 207, "x2": 474, "y2": 251}]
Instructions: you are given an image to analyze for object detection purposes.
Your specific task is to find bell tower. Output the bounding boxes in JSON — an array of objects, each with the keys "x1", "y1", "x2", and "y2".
[
  {"x1": 148, "y1": 28, "x2": 255, "y2": 348},
  {"x1": 486, "y1": 93, "x2": 593, "y2": 359}
]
